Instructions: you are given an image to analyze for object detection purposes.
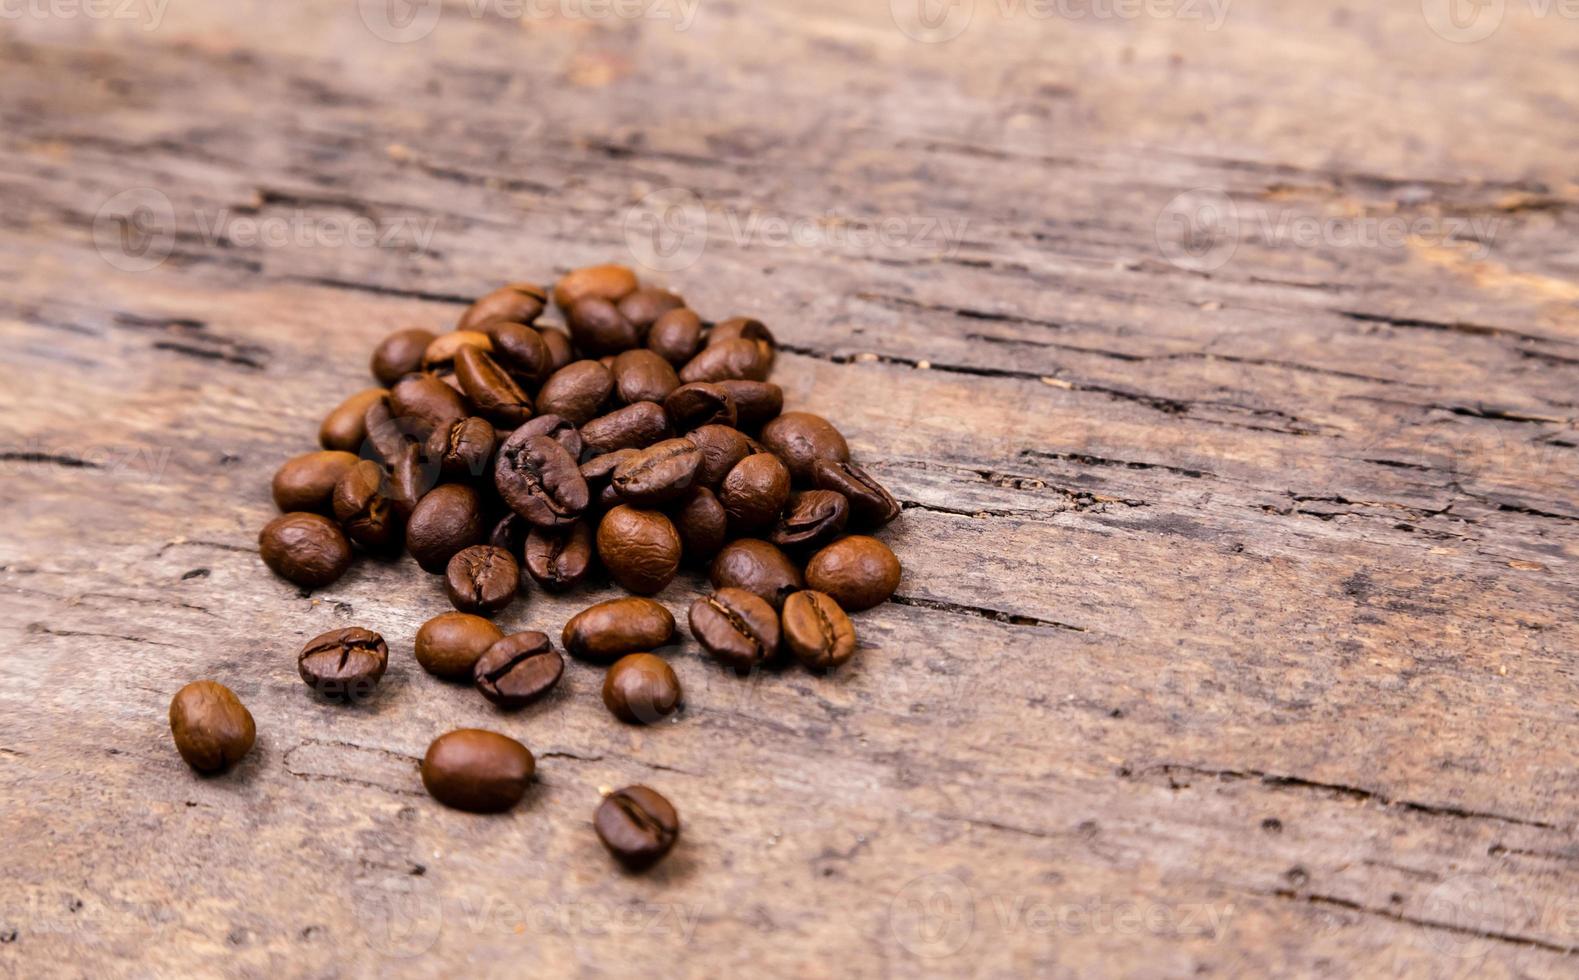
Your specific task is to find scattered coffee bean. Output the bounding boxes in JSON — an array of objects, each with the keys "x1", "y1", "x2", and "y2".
[
  {"x1": 674, "y1": 486, "x2": 728, "y2": 562},
  {"x1": 710, "y1": 539, "x2": 803, "y2": 609},
  {"x1": 260, "y1": 512, "x2": 353, "y2": 588},
  {"x1": 455, "y1": 344, "x2": 533, "y2": 427},
  {"x1": 421, "y1": 728, "x2": 535, "y2": 812},
  {"x1": 389, "y1": 373, "x2": 467, "y2": 440},
  {"x1": 386, "y1": 441, "x2": 439, "y2": 519},
  {"x1": 445, "y1": 545, "x2": 520, "y2": 615},
  {"x1": 812, "y1": 459, "x2": 900, "y2": 528},
  {"x1": 490, "y1": 512, "x2": 528, "y2": 556},
  {"x1": 371, "y1": 327, "x2": 438, "y2": 386},
  {"x1": 679, "y1": 336, "x2": 770, "y2": 383},
  {"x1": 719, "y1": 452, "x2": 791, "y2": 533},
  {"x1": 415, "y1": 611, "x2": 504, "y2": 679},
  {"x1": 536, "y1": 359, "x2": 614, "y2": 426},
  {"x1": 361, "y1": 394, "x2": 413, "y2": 464},
  {"x1": 169, "y1": 680, "x2": 256, "y2": 773},
  {"x1": 458, "y1": 282, "x2": 547, "y2": 332},
  {"x1": 489, "y1": 321, "x2": 553, "y2": 386},
  {"x1": 272, "y1": 450, "x2": 361, "y2": 513},
  {"x1": 524, "y1": 520, "x2": 593, "y2": 592},
  {"x1": 426, "y1": 416, "x2": 496, "y2": 480},
  {"x1": 495, "y1": 432, "x2": 588, "y2": 528},
  {"x1": 611, "y1": 349, "x2": 681, "y2": 406},
  {"x1": 473, "y1": 632, "x2": 562, "y2": 709},
  {"x1": 689, "y1": 588, "x2": 780, "y2": 670},
  {"x1": 708, "y1": 316, "x2": 775, "y2": 371},
  {"x1": 612, "y1": 438, "x2": 701, "y2": 507},
  {"x1": 617, "y1": 287, "x2": 684, "y2": 330},
  {"x1": 581, "y1": 401, "x2": 671, "y2": 456},
  {"x1": 333, "y1": 460, "x2": 403, "y2": 551},
  {"x1": 568, "y1": 297, "x2": 639, "y2": 357},
  {"x1": 781, "y1": 590, "x2": 856, "y2": 670},
  {"x1": 422, "y1": 330, "x2": 493, "y2": 375},
  {"x1": 554, "y1": 263, "x2": 638, "y2": 309},
  {"x1": 597, "y1": 505, "x2": 682, "y2": 595},
  {"x1": 714, "y1": 380, "x2": 782, "y2": 430},
  {"x1": 539, "y1": 328, "x2": 575, "y2": 374},
  {"x1": 580, "y1": 448, "x2": 639, "y2": 511},
  {"x1": 647, "y1": 308, "x2": 703, "y2": 366},
  {"x1": 804, "y1": 535, "x2": 901, "y2": 611},
  {"x1": 562, "y1": 597, "x2": 675, "y2": 663},
  {"x1": 759, "y1": 412, "x2": 849, "y2": 484},
  {"x1": 298, "y1": 627, "x2": 389, "y2": 701},
  {"x1": 595, "y1": 786, "x2": 679, "y2": 870},
  {"x1": 771, "y1": 489, "x2": 849, "y2": 550},
  {"x1": 515, "y1": 413, "x2": 585, "y2": 460},
  {"x1": 406, "y1": 483, "x2": 485, "y2": 573},
  {"x1": 663, "y1": 382, "x2": 736, "y2": 432},
  {"x1": 602, "y1": 653, "x2": 681, "y2": 724},
  {"x1": 685, "y1": 424, "x2": 754, "y2": 488},
  {"x1": 319, "y1": 388, "x2": 387, "y2": 453}
]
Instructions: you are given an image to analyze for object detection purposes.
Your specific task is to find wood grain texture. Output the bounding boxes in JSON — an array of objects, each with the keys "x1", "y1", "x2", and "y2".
[{"x1": 1, "y1": 2, "x2": 1577, "y2": 976}]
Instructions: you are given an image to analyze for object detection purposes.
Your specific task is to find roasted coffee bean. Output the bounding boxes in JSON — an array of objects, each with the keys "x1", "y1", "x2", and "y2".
[
  {"x1": 708, "y1": 316, "x2": 775, "y2": 370},
  {"x1": 602, "y1": 653, "x2": 681, "y2": 724},
  {"x1": 513, "y1": 413, "x2": 584, "y2": 461},
  {"x1": 611, "y1": 348, "x2": 681, "y2": 405},
  {"x1": 539, "y1": 328, "x2": 575, "y2": 374},
  {"x1": 580, "y1": 449, "x2": 638, "y2": 511},
  {"x1": 595, "y1": 786, "x2": 679, "y2": 870},
  {"x1": 455, "y1": 345, "x2": 533, "y2": 427},
  {"x1": 715, "y1": 380, "x2": 783, "y2": 429},
  {"x1": 333, "y1": 460, "x2": 402, "y2": 551},
  {"x1": 581, "y1": 401, "x2": 671, "y2": 456},
  {"x1": 297, "y1": 627, "x2": 389, "y2": 701},
  {"x1": 389, "y1": 374, "x2": 467, "y2": 440},
  {"x1": 445, "y1": 545, "x2": 520, "y2": 615},
  {"x1": 710, "y1": 539, "x2": 803, "y2": 609},
  {"x1": 426, "y1": 416, "x2": 497, "y2": 480},
  {"x1": 554, "y1": 263, "x2": 638, "y2": 309},
  {"x1": 612, "y1": 439, "x2": 701, "y2": 507},
  {"x1": 759, "y1": 412, "x2": 850, "y2": 484},
  {"x1": 169, "y1": 680, "x2": 255, "y2": 773},
  {"x1": 260, "y1": 512, "x2": 353, "y2": 588},
  {"x1": 421, "y1": 728, "x2": 534, "y2": 812},
  {"x1": 597, "y1": 505, "x2": 682, "y2": 595},
  {"x1": 678, "y1": 336, "x2": 770, "y2": 383},
  {"x1": 494, "y1": 432, "x2": 588, "y2": 528},
  {"x1": 647, "y1": 308, "x2": 703, "y2": 366},
  {"x1": 458, "y1": 282, "x2": 547, "y2": 331},
  {"x1": 804, "y1": 535, "x2": 901, "y2": 611},
  {"x1": 371, "y1": 327, "x2": 438, "y2": 386},
  {"x1": 422, "y1": 330, "x2": 493, "y2": 374},
  {"x1": 719, "y1": 453, "x2": 791, "y2": 533},
  {"x1": 663, "y1": 382, "x2": 736, "y2": 432},
  {"x1": 361, "y1": 395, "x2": 413, "y2": 464},
  {"x1": 489, "y1": 512, "x2": 528, "y2": 556},
  {"x1": 406, "y1": 483, "x2": 485, "y2": 573},
  {"x1": 272, "y1": 450, "x2": 360, "y2": 513},
  {"x1": 781, "y1": 590, "x2": 856, "y2": 670},
  {"x1": 771, "y1": 490, "x2": 849, "y2": 550},
  {"x1": 674, "y1": 486, "x2": 728, "y2": 562},
  {"x1": 536, "y1": 360, "x2": 614, "y2": 426},
  {"x1": 319, "y1": 388, "x2": 387, "y2": 453},
  {"x1": 488, "y1": 321, "x2": 553, "y2": 386},
  {"x1": 686, "y1": 424, "x2": 755, "y2": 488},
  {"x1": 617, "y1": 287, "x2": 684, "y2": 330},
  {"x1": 415, "y1": 611, "x2": 504, "y2": 679},
  {"x1": 386, "y1": 441, "x2": 439, "y2": 519},
  {"x1": 568, "y1": 297, "x2": 639, "y2": 356},
  {"x1": 473, "y1": 632, "x2": 563, "y2": 709},
  {"x1": 812, "y1": 460, "x2": 900, "y2": 528},
  {"x1": 689, "y1": 588, "x2": 780, "y2": 670},
  {"x1": 524, "y1": 520, "x2": 593, "y2": 591},
  {"x1": 562, "y1": 597, "x2": 676, "y2": 663}
]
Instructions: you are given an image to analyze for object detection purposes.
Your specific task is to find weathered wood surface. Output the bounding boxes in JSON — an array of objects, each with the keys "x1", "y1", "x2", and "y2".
[{"x1": 1, "y1": 2, "x2": 1577, "y2": 976}]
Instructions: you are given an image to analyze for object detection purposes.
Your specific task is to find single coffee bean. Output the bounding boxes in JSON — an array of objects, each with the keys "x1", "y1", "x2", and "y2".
[
  {"x1": 426, "y1": 416, "x2": 497, "y2": 480},
  {"x1": 361, "y1": 395, "x2": 414, "y2": 465},
  {"x1": 169, "y1": 680, "x2": 256, "y2": 773},
  {"x1": 333, "y1": 460, "x2": 402, "y2": 551},
  {"x1": 781, "y1": 590, "x2": 857, "y2": 670},
  {"x1": 494, "y1": 432, "x2": 588, "y2": 528},
  {"x1": 617, "y1": 287, "x2": 684, "y2": 330},
  {"x1": 686, "y1": 424, "x2": 755, "y2": 488},
  {"x1": 597, "y1": 505, "x2": 682, "y2": 595},
  {"x1": 513, "y1": 413, "x2": 584, "y2": 461},
  {"x1": 415, "y1": 611, "x2": 504, "y2": 679},
  {"x1": 708, "y1": 316, "x2": 775, "y2": 371},
  {"x1": 580, "y1": 448, "x2": 638, "y2": 511},
  {"x1": 458, "y1": 282, "x2": 547, "y2": 331},
  {"x1": 319, "y1": 388, "x2": 387, "y2": 453},
  {"x1": 581, "y1": 401, "x2": 671, "y2": 456},
  {"x1": 771, "y1": 490, "x2": 849, "y2": 550},
  {"x1": 386, "y1": 441, "x2": 439, "y2": 519},
  {"x1": 421, "y1": 729, "x2": 535, "y2": 813},
  {"x1": 297, "y1": 627, "x2": 389, "y2": 701},
  {"x1": 445, "y1": 545, "x2": 520, "y2": 615},
  {"x1": 422, "y1": 330, "x2": 494, "y2": 374},
  {"x1": 602, "y1": 653, "x2": 681, "y2": 725},
  {"x1": 455, "y1": 345, "x2": 533, "y2": 428},
  {"x1": 688, "y1": 588, "x2": 781, "y2": 670},
  {"x1": 371, "y1": 327, "x2": 438, "y2": 385},
  {"x1": 406, "y1": 483, "x2": 485, "y2": 574},
  {"x1": 647, "y1": 308, "x2": 703, "y2": 366},
  {"x1": 260, "y1": 512, "x2": 353, "y2": 588},
  {"x1": 710, "y1": 539, "x2": 803, "y2": 609},
  {"x1": 804, "y1": 535, "x2": 901, "y2": 611},
  {"x1": 715, "y1": 380, "x2": 783, "y2": 429},
  {"x1": 489, "y1": 512, "x2": 528, "y2": 556},
  {"x1": 719, "y1": 452, "x2": 791, "y2": 533},
  {"x1": 674, "y1": 486, "x2": 728, "y2": 562},
  {"x1": 272, "y1": 450, "x2": 361, "y2": 513},
  {"x1": 389, "y1": 374, "x2": 467, "y2": 440},
  {"x1": 554, "y1": 263, "x2": 638, "y2": 309},
  {"x1": 759, "y1": 412, "x2": 850, "y2": 484},
  {"x1": 611, "y1": 438, "x2": 701, "y2": 507},
  {"x1": 562, "y1": 597, "x2": 676, "y2": 663},
  {"x1": 678, "y1": 337, "x2": 770, "y2": 383},
  {"x1": 812, "y1": 459, "x2": 900, "y2": 528},
  {"x1": 473, "y1": 632, "x2": 562, "y2": 709},
  {"x1": 539, "y1": 328, "x2": 575, "y2": 374},
  {"x1": 611, "y1": 348, "x2": 681, "y2": 405},
  {"x1": 595, "y1": 786, "x2": 680, "y2": 870},
  {"x1": 488, "y1": 321, "x2": 553, "y2": 386},
  {"x1": 569, "y1": 297, "x2": 640, "y2": 357},
  {"x1": 524, "y1": 520, "x2": 593, "y2": 591},
  {"x1": 663, "y1": 382, "x2": 736, "y2": 432},
  {"x1": 536, "y1": 360, "x2": 614, "y2": 426}
]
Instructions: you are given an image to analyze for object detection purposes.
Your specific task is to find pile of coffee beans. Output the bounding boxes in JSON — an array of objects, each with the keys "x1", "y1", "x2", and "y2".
[{"x1": 176, "y1": 264, "x2": 905, "y2": 872}]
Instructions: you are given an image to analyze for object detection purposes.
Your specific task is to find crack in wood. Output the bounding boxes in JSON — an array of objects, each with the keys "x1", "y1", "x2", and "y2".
[
  {"x1": 1269, "y1": 889, "x2": 1579, "y2": 956},
  {"x1": 888, "y1": 594, "x2": 1086, "y2": 632}
]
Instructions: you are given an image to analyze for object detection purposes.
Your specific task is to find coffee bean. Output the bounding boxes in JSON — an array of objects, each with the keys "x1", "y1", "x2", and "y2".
[
  {"x1": 686, "y1": 424, "x2": 755, "y2": 488},
  {"x1": 458, "y1": 282, "x2": 547, "y2": 332},
  {"x1": 536, "y1": 360, "x2": 614, "y2": 426},
  {"x1": 445, "y1": 545, "x2": 520, "y2": 615},
  {"x1": 647, "y1": 308, "x2": 703, "y2": 366},
  {"x1": 719, "y1": 452, "x2": 791, "y2": 533},
  {"x1": 512, "y1": 413, "x2": 584, "y2": 461},
  {"x1": 611, "y1": 349, "x2": 681, "y2": 405},
  {"x1": 455, "y1": 345, "x2": 533, "y2": 428},
  {"x1": 488, "y1": 321, "x2": 553, "y2": 386},
  {"x1": 494, "y1": 432, "x2": 588, "y2": 528},
  {"x1": 771, "y1": 490, "x2": 849, "y2": 550},
  {"x1": 759, "y1": 412, "x2": 850, "y2": 484},
  {"x1": 595, "y1": 786, "x2": 679, "y2": 870},
  {"x1": 297, "y1": 627, "x2": 389, "y2": 701},
  {"x1": 361, "y1": 395, "x2": 414, "y2": 465},
  {"x1": 580, "y1": 449, "x2": 638, "y2": 511},
  {"x1": 714, "y1": 380, "x2": 782, "y2": 430},
  {"x1": 371, "y1": 328, "x2": 437, "y2": 386},
  {"x1": 271, "y1": 450, "x2": 360, "y2": 513},
  {"x1": 581, "y1": 402, "x2": 671, "y2": 456},
  {"x1": 553, "y1": 263, "x2": 638, "y2": 309},
  {"x1": 415, "y1": 611, "x2": 504, "y2": 679},
  {"x1": 539, "y1": 328, "x2": 575, "y2": 374},
  {"x1": 260, "y1": 512, "x2": 353, "y2": 588},
  {"x1": 663, "y1": 382, "x2": 736, "y2": 432},
  {"x1": 406, "y1": 483, "x2": 485, "y2": 574},
  {"x1": 812, "y1": 460, "x2": 900, "y2": 528},
  {"x1": 708, "y1": 316, "x2": 775, "y2": 371},
  {"x1": 524, "y1": 520, "x2": 593, "y2": 591},
  {"x1": 489, "y1": 512, "x2": 528, "y2": 556},
  {"x1": 710, "y1": 539, "x2": 803, "y2": 609},
  {"x1": 169, "y1": 680, "x2": 256, "y2": 773},
  {"x1": 602, "y1": 653, "x2": 681, "y2": 724},
  {"x1": 617, "y1": 288, "x2": 684, "y2": 330},
  {"x1": 421, "y1": 729, "x2": 535, "y2": 812},
  {"x1": 678, "y1": 337, "x2": 770, "y2": 383},
  {"x1": 568, "y1": 297, "x2": 639, "y2": 356},
  {"x1": 781, "y1": 591, "x2": 856, "y2": 670},
  {"x1": 426, "y1": 416, "x2": 497, "y2": 480},
  {"x1": 804, "y1": 535, "x2": 901, "y2": 611},
  {"x1": 674, "y1": 486, "x2": 728, "y2": 562},
  {"x1": 319, "y1": 388, "x2": 386, "y2": 453},
  {"x1": 612, "y1": 438, "x2": 701, "y2": 507},
  {"x1": 562, "y1": 597, "x2": 675, "y2": 663},
  {"x1": 422, "y1": 330, "x2": 493, "y2": 375},
  {"x1": 389, "y1": 374, "x2": 467, "y2": 440},
  {"x1": 333, "y1": 460, "x2": 403, "y2": 551},
  {"x1": 597, "y1": 505, "x2": 682, "y2": 595},
  {"x1": 688, "y1": 588, "x2": 780, "y2": 670},
  {"x1": 473, "y1": 632, "x2": 562, "y2": 709},
  {"x1": 386, "y1": 441, "x2": 439, "y2": 519}
]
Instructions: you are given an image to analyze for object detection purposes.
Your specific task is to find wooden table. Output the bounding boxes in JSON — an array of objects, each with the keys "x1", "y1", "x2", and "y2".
[{"x1": 2, "y1": 2, "x2": 1576, "y2": 976}]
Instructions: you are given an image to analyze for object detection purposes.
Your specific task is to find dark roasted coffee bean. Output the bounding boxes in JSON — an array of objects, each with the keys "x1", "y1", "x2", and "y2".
[
  {"x1": 612, "y1": 438, "x2": 701, "y2": 507},
  {"x1": 602, "y1": 653, "x2": 681, "y2": 725},
  {"x1": 406, "y1": 483, "x2": 485, "y2": 573},
  {"x1": 539, "y1": 328, "x2": 574, "y2": 374},
  {"x1": 611, "y1": 348, "x2": 681, "y2": 405},
  {"x1": 595, "y1": 786, "x2": 679, "y2": 870},
  {"x1": 389, "y1": 374, "x2": 467, "y2": 440},
  {"x1": 488, "y1": 321, "x2": 553, "y2": 386},
  {"x1": 297, "y1": 627, "x2": 389, "y2": 701},
  {"x1": 708, "y1": 316, "x2": 775, "y2": 371},
  {"x1": 719, "y1": 453, "x2": 791, "y2": 533},
  {"x1": 679, "y1": 337, "x2": 770, "y2": 383},
  {"x1": 686, "y1": 424, "x2": 754, "y2": 488},
  {"x1": 772, "y1": 490, "x2": 849, "y2": 550},
  {"x1": 169, "y1": 680, "x2": 255, "y2": 773},
  {"x1": 760, "y1": 412, "x2": 850, "y2": 484},
  {"x1": 710, "y1": 539, "x2": 803, "y2": 609},
  {"x1": 689, "y1": 588, "x2": 780, "y2": 670},
  {"x1": 320, "y1": 388, "x2": 386, "y2": 453},
  {"x1": 562, "y1": 597, "x2": 676, "y2": 663},
  {"x1": 260, "y1": 512, "x2": 353, "y2": 588},
  {"x1": 455, "y1": 345, "x2": 533, "y2": 427},
  {"x1": 333, "y1": 460, "x2": 402, "y2": 551},
  {"x1": 663, "y1": 382, "x2": 736, "y2": 432},
  {"x1": 536, "y1": 360, "x2": 614, "y2": 426},
  {"x1": 489, "y1": 512, "x2": 528, "y2": 556},
  {"x1": 805, "y1": 535, "x2": 901, "y2": 611},
  {"x1": 362, "y1": 395, "x2": 413, "y2": 464},
  {"x1": 674, "y1": 486, "x2": 728, "y2": 562},
  {"x1": 371, "y1": 327, "x2": 437, "y2": 386},
  {"x1": 415, "y1": 611, "x2": 504, "y2": 679},
  {"x1": 647, "y1": 308, "x2": 703, "y2": 366},
  {"x1": 597, "y1": 505, "x2": 682, "y2": 595},
  {"x1": 781, "y1": 590, "x2": 857, "y2": 670},
  {"x1": 580, "y1": 449, "x2": 638, "y2": 511},
  {"x1": 422, "y1": 330, "x2": 493, "y2": 375},
  {"x1": 458, "y1": 282, "x2": 547, "y2": 331},
  {"x1": 494, "y1": 432, "x2": 588, "y2": 528},
  {"x1": 445, "y1": 544, "x2": 520, "y2": 615},
  {"x1": 568, "y1": 297, "x2": 639, "y2": 356},
  {"x1": 554, "y1": 263, "x2": 638, "y2": 309},
  {"x1": 422, "y1": 728, "x2": 534, "y2": 812},
  {"x1": 581, "y1": 401, "x2": 671, "y2": 456},
  {"x1": 617, "y1": 287, "x2": 684, "y2": 330},
  {"x1": 524, "y1": 520, "x2": 593, "y2": 591},
  {"x1": 812, "y1": 460, "x2": 900, "y2": 528},
  {"x1": 272, "y1": 450, "x2": 360, "y2": 513},
  {"x1": 512, "y1": 413, "x2": 583, "y2": 460},
  {"x1": 386, "y1": 441, "x2": 439, "y2": 519},
  {"x1": 715, "y1": 380, "x2": 782, "y2": 429},
  {"x1": 473, "y1": 632, "x2": 563, "y2": 709},
  {"x1": 426, "y1": 416, "x2": 497, "y2": 480}
]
